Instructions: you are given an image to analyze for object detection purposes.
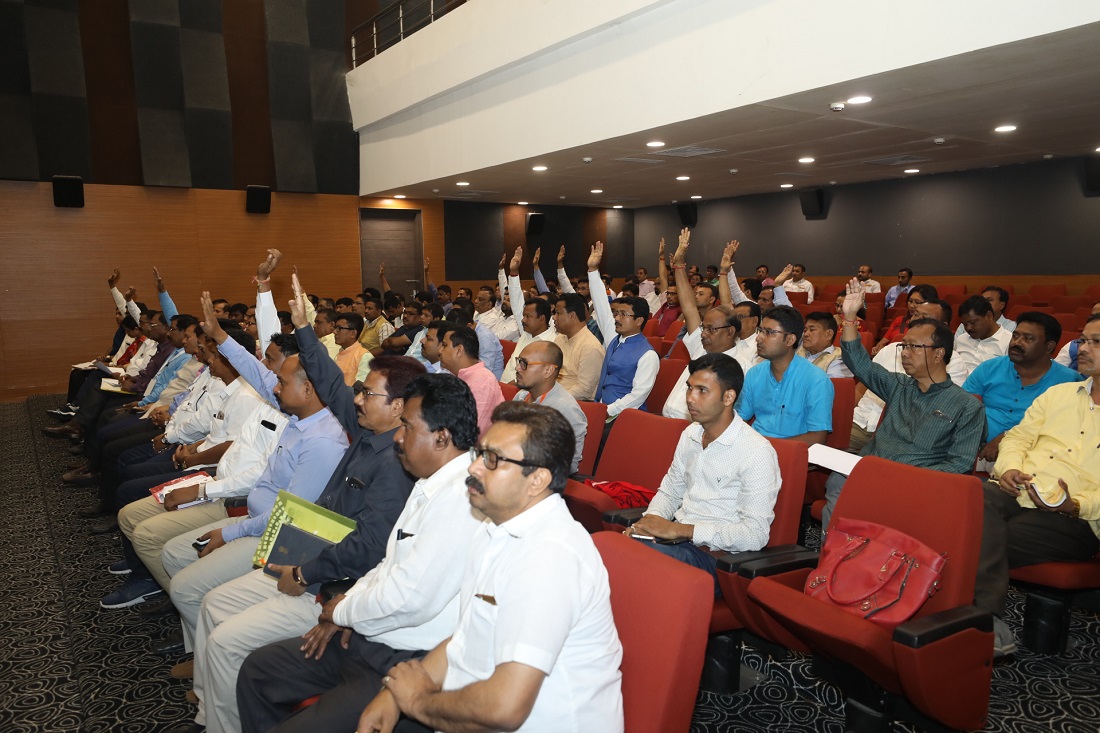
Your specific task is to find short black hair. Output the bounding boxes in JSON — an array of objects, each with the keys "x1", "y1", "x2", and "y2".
[
  {"x1": 958, "y1": 295, "x2": 994, "y2": 319},
  {"x1": 907, "y1": 317, "x2": 954, "y2": 363},
  {"x1": 611, "y1": 296, "x2": 650, "y2": 324},
  {"x1": 364, "y1": 297, "x2": 384, "y2": 312},
  {"x1": 337, "y1": 312, "x2": 365, "y2": 335},
  {"x1": 1014, "y1": 311, "x2": 1062, "y2": 345},
  {"x1": 688, "y1": 352, "x2": 745, "y2": 396},
  {"x1": 384, "y1": 294, "x2": 404, "y2": 311},
  {"x1": 224, "y1": 329, "x2": 257, "y2": 356},
  {"x1": 450, "y1": 297, "x2": 475, "y2": 319},
  {"x1": 490, "y1": 401, "x2": 575, "y2": 492},
  {"x1": 445, "y1": 324, "x2": 480, "y2": 359},
  {"x1": 898, "y1": 267, "x2": 914, "y2": 278},
  {"x1": 307, "y1": 294, "x2": 319, "y2": 307},
  {"x1": 404, "y1": 301, "x2": 424, "y2": 315},
  {"x1": 336, "y1": 297, "x2": 354, "y2": 308},
  {"x1": 212, "y1": 298, "x2": 229, "y2": 308},
  {"x1": 369, "y1": 355, "x2": 428, "y2": 402},
  {"x1": 761, "y1": 305, "x2": 804, "y2": 349},
  {"x1": 981, "y1": 285, "x2": 1010, "y2": 305},
  {"x1": 734, "y1": 300, "x2": 761, "y2": 322},
  {"x1": 620, "y1": 282, "x2": 640, "y2": 298},
  {"x1": 919, "y1": 298, "x2": 953, "y2": 325},
  {"x1": 121, "y1": 314, "x2": 139, "y2": 330},
  {"x1": 478, "y1": 286, "x2": 498, "y2": 306},
  {"x1": 696, "y1": 283, "x2": 719, "y2": 302},
  {"x1": 910, "y1": 284, "x2": 939, "y2": 303},
  {"x1": 315, "y1": 308, "x2": 338, "y2": 324},
  {"x1": 741, "y1": 278, "x2": 763, "y2": 300},
  {"x1": 217, "y1": 317, "x2": 241, "y2": 332},
  {"x1": 559, "y1": 293, "x2": 588, "y2": 322},
  {"x1": 277, "y1": 311, "x2": 292, "y2": 327},
  {"x1": 804, "y1": 311, "x2": 838, "y2": 337},
  {"x1": 706, "y1": 264, "x2": 719, "y2": 274},
  {"x1": 424, "y1": 302, "x2": 445, "y2": 319},
  {"x1": 437, "y1": 284, "x2": 452, "y2": 295},
  {"x1": 524, "y1": 298, "x2": 552, "y2": 324},
  {"x1": 228, "y1": 303, "x2": 249, "y2": 318},
  {"x1": 268, "y1": 332, "x2": 300, "y2": 356},
  {"x1": 362, "y1": 288, "x2": 382, "y2": 300},
  {"x1": 404, "y1": 373, "x2": 479, "y2": 450},
  {"x1": 173, "y1": 314, "x2": 199, "y2": 332},
  {"x1": 445, "y1": 310, "x2": 473, "y2": 328}
]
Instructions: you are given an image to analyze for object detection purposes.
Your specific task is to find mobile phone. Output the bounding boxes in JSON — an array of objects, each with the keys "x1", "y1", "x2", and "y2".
[{"x1": 192, "y1": 538, "x2": 211, "y2": 552}]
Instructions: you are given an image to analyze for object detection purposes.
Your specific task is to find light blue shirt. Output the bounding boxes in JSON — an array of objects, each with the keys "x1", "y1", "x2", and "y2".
[
  {"x1": 737, "y1": 355, "x2": 834, "y2": 438},
  {"x1": 963, "y1": 356, "x2": 1082, "y2": 439},
  {"x1": 220, "y1": 407, "x2": 349, "y2": 542},
  {"x1": 476, "y1": 323, "x2": 504, "y2": 379},
  {"x1": 138, "y1": 347, "x2": 190, "y2": 406},
  {"x1": 219, "y1": 334, "x2": 278, "y2": 406},
  {"x1": 159, "y1": 290, "x2": 179, "y2": 322}
]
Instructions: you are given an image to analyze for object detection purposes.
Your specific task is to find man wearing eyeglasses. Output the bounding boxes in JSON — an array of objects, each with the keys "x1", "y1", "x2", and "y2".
[
  {"x1": 824, "y1": 280, "x2": 985, "y2": 527},
  {"x1": 236, "y1": 373, "x2": 483, "y2": 733},
  {"x1": 333, "y1": 313, "x2": 373, "y2": 386},
  {"x1": 975, "y1": 314, "x2": 1100, "y2": 658},
  {"x1": 512, "y1": 342, "x2": 586, "y2": 474},
  {"x1": 358, "y1": 401, "x2": 623, "y2": 733}
]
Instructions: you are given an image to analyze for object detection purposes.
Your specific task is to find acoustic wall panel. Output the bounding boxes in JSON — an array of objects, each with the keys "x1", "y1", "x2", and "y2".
[
  {"x1": 31, "y1": 93, "x2": 92, "y2": 180},
  {"x1": 138, "y1": 107, "x2": 192, "y2": 187},
  {"x1": 24, "y1": 5, "x2": 86, "y2": 97},
  {"x1": 181, "y1": 29, "x2": 231, "y2": 111},
  {"x1": 309, "y1": 50, "x2": 349, "y2": 122},
  {"x1": 312, "y1": 119, "x2": 357, "y2": 194},
  {"x1": 185, "y1": 107, "x2": 234, "y2": 189},
  {"x1": 0, "y1": 94, "x2": 40, "y2": 180},
  {"x1": 307, "y1": 0, "x2": 345, "y2": 52},
  {"x1": 265, "y1": 0, "x2": 310, "y2": 44},
  {"x1": 267, "y1": 41, "x2": 313, "y2": 122},
  {"x1": 128, "y1": 0, "x2": 180, "y2": 26},
  {"x1": 130, "y1": 21, "x2": 185, "y2": 110},
  {"x1": 179, "y1": 0, "x2": 223, "y2": 32},
  {"x1": 0, "y1": 3, "x2": 31, "y2": 96},
  {"x1": 271, "y1": 119, "x2": 317, "y2": 192}
]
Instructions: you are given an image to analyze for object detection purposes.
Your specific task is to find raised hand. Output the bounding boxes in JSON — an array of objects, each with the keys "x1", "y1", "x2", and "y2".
[
  {"x1": 556, "y1": 245, "x2": 566, "y2": 268},
  {"x1": 288, "y1": 269, "x2": 310, "y2": 329},
  {"x1": 531, "y1": 247, "x2": 541, "y2": 268},
  {"x1": 498, "y1": 252, "x2": 507, "y2": 270},
  {"x1": 200, "y1": 291, "x2": 228, "y2": 343},
  {"x1": 775, "y1": 263, "x2": 794, "y2": 285},
  {"x1": 671, "y1": 228, "x2": 690, "y2": 268},
  {"x1": 153, "y1": 266, "x2": 166, "y2": 293},
  {"x1": 587, "y1": 241, "x2": 604, "y2": 272},
  {"x1": 658, "y1": 237, "x2": 666, "y2": 257},
  {"x1": 107, "y1": 268, "x2": 121, "y2": 289},
  {"x1": 841, "y1": 278, "x2": 866, "y2": 321},
  {"x1": 257, "y1": 249, "x2": 282, "y2": 281},
  {"x1": 719, "y1": 241, "x2": 739, "y2": 274},
  {"x1": 423, "y1": 257, "x2": 430, "y2": 274},
  {"x1": 124, "y1": 286, "x2": 137, "y2": 301},
  {"x1": 509, "y1": 246, "x2": 523, "y2": 276},
  {"x1": 378, "y1": 262, "x2": 385, "y2": 276}
]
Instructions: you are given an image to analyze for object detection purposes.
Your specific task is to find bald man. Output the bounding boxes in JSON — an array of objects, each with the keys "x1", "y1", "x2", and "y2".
[{"x1": 512, "y1": 342, "x2": 587, "y2": 475}]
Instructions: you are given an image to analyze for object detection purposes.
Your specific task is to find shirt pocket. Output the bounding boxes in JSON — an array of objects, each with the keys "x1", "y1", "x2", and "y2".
[{"x1": 458, "y1": 592, "x2": 499, "y2": 677}]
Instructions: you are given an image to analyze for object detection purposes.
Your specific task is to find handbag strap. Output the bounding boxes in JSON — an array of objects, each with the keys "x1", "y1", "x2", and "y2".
[
  {"x1": 825, "y1": 545, "x2": 908, "y2": 606},
  {"x1": 862, "y1": 557, "x2": 917, "y2": 620}
]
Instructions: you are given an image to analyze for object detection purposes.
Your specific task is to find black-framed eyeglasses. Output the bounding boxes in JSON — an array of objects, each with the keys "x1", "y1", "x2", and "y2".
[
  {"x1": 333, "y1": 324, "x2": 357, "y2": 331},
  {"x1": 352, "y1": 382, "x2": 391, "y2": 400},
  {"x1": 516, "y1": 357, "x2": 557, "y2": 371},
  {"x1": 469, "y1": 446, "x2": 542, "y2": 471},
  {"x1": 899, "y1": 343, "x2": 937, "y2": 352},
  {"x1": 701, "y1": 325, "x2": 733, "y2": 334},
  {"x1": 755, "y1": 326, "x2": 788, "y2": 337}
]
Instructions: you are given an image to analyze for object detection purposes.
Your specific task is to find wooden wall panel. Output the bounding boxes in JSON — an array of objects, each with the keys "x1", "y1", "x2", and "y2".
[{"x1": 0, "y1": 181, "x2": 360, "y2": 401}]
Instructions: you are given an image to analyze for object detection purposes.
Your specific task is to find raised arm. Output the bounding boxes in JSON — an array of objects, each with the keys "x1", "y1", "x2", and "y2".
[
  {"x1": 586, "y1": 241, "x2": 614, "y2": 346},
  {"x1": 153, "y1": 267, "x2": 179, "y2": 321},
  {"x1": 530, "y1": 247, "x2": 549, "y2": 294},
  {"x1": 379, "y1": 262, "x2": 392, "y2": 295},
  {"x1": 254, "y1": 249, "x2": 282, "y2": 356},
  {"x1": 771, "y1": 263, "x2": 794, "y2": 307},
  {"x1": 507, "y1": 247, "x2": 526, "y2": 328},
  {"x1": 672, "y1": 228, "x2": 699, "y2": 332},
  {"x1": 656, "y1": 238, "x2": 669, "y2": 297},
  {"x1": 556, "y1": 246, "x2": 575, "y2": 294},
  {"x1": 290, "y1": 271, "x2": 358, "y2": 432},
  {"x1": 202, "y1": 290, "x2": 278, "y2": 406},
  {"x1": 718, "y1": 241, "x2": 739, "y2": 307},
  {"x1": 497, "y1": 252, "x2": 509, "y2": 306}
]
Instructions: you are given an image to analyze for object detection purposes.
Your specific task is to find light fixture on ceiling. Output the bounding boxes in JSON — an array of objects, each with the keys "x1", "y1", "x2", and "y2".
[
  {"x1": 591, "y1": 189, "x2": 603, "y2": 194},
  {"x1": 613, "y1": 205, "x2": 623, "y2": 209},
  {"x1": 456, "y1": 181, "x2": 470, "y2": 186},
  {"x1": 518, "y1": 201, "x2": 528, "y2": 205},
  {"x1": 994, "y1": 125, "x2": 1017, "y2": 133},
  {"x1": 1095, "y1": 147, "x2": 1100, "y2": 152},
  {"x1": 532, "y1": 165, "x2": 548, "y2": 172},
  {"x1": 780, "y1": 184, "x2": 793, "y2": 189},
  {"x1": 393, "y1": 194, "x2": 406, "y2": 199},
  {"x1": 904, "y1": 169, "x2": 919, "y2": 174},
  {"x1": 798, "y1": 157, "x2": 815, "y2": 164},
  {"x1": 646, "y1": 141, "x2": 665, "y2": 148},
  {"x1": 847, "y1": 95, "x2": 872, "y2": 104},
  {"x1": 690, "y1": 195, "x2": 702, "y2": 199},
  {"x1": 676, "y1": 176, "x2": 690, "y2": 181}
]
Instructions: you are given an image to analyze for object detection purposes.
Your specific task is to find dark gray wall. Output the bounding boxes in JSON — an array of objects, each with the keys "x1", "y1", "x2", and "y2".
[{"x1": 633, "y1": 157, "x2": 1100, "y2": 277}]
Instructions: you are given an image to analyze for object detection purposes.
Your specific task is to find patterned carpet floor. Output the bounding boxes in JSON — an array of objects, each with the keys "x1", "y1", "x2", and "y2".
[{"x1": 3, "y1": 394, "x2": 1100, "y2": 732}]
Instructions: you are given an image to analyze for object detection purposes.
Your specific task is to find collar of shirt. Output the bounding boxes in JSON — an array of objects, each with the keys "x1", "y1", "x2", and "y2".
[
  {"x1": 1078, "y1": 377, "x2": 1095, "y2": 396},
  {"x1": 490, "y1": 492, "x2": 564, "y2": 540},
  {"x1": 415, "y1": 451, "x2": 474, "y2": 502},
  {"x1": 687, "y1": 412, "x2": 747, "y2": 448},
  {"x1": 368, "y1": 426, "x2": 400, "y2": 453},
  {"x1": 287, "y1": 406, "x2": 333, "y2": 431},
  {"x1": 615, "y1": 332, "x2": 644, "y2": 346},
  {"x1": 216, "y1": 376, "x2": 244, "y2": 400},
  {"x1": 805, "y1": 345, "x2": 836, "y2": 360},
  {"x1": 457, "y1": 362, "x2": 490, "y2": 379}
]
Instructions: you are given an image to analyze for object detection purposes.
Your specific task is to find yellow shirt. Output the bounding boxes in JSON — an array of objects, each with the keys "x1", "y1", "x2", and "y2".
[
  {"x1": 336, "y1": 343, "x2": 372, "y2": 386},
  {"x1": 995, "y1": 378, "x2": 1100, "y2": 538},
  {"x1": 554, "y1": 328, "x2": 605, "y2": 402}
]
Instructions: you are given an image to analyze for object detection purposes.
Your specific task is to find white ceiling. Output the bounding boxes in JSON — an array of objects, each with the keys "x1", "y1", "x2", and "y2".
[{"x1": 370, "y1": 22, "x2": 1100, "y2": 208}]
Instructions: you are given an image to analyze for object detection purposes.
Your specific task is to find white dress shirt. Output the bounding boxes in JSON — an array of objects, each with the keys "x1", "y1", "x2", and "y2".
[
  {"x1": 443, "y1": 494, "x2": 623, "y2": 733},
  {"x1": 588, "y1": 269, "x2": 659, "y2": 417},
  {"x1": 953, "y1": 325, "x2": 1013, "y2": 378},
  {"x1": 858, "y1": 279, "x2": 882, "y2": 294},
  {"x1": 124, "y1": 338, "x2": 160, "y2": 377},
  {"x1": 784, "y1": 278, "x2": 815, "y2": 302},
  {"x1": 333, "y1": 453, "x2": 483, "y2": 651},
  {"x1": 662, "y1": 328, "x2": 755, "y2": 420},
  {"x1": 475, "y1": 305, "x2": 519, "y2": 342},
  {"x1": 195, "y1": 378, "x2": 267, "y2": 453},
  {"x1": 646, "y1": 416, "x2": 782, "y2": 552},
  {"x1": 202, "y1": 403, "x2": 288, "y2": 499},
  {"x1": 851, "y1": 342, "x2": 968, "y2": 432},
  {"x1": 163, "y1": 369, "x2": 223, "y2": 445}
]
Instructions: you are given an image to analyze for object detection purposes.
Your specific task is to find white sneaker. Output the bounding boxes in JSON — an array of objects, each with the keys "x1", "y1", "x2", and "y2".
[{"x1": 993, "y1": 616, "x2": 1018, "y2": 658}]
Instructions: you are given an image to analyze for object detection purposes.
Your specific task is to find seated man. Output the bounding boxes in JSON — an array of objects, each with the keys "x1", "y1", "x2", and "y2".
[
  {"x1": 378, "y1": 302, "x2": 424, "y2": 356},
  {"x1": 472, "y1": 283, "x2": 517, "y2": 341},
  {"x1": 1055, "y1": 301, "x2": 1100, "y2": 370},
  {"x1": 798, "y1": 311, "x2": 854, "y2": 378},
  {"x1": 512, "y1": 341, "x2": 586, "y2": 474},
  {"x1": 955, "y1": 294, "x2": 1012, "y2": 378},
  {"x1": 977, "y1": 285, "x2": 1017, "y2": 332},
  {"x1": 884, "y1": 267, "x2": 914, "y2": 308},
  {"x1": 587, "y1": 241, "x2": 658, "y2": 418},
  {"x1": 356, "y1": 402, "x2": 623, "y2": 733},
  {"x1": 825, "y1": 281, "x2": 985, "y2": 526},
  {"x1": 447, "y1": 300, "x2": 504, "y2": 379},
  {"x1": 784, "y1": 263, "x2": 815, "y2": 302},
  {"x1": 975, "y1": 314, "x2": 1100, "y2": 657},
  {"x1": 500, "y1": 248, "x2": 558, "y2": 384},
  {"x1": 438, "y1": 322, "x2": 503, "y2": 435},
  {"x1": 406, "y1": 303, "x2": 445, "y2": 367},
  {"x1": 737, "y1": 305, "x2": 833, "y2": 444},
  {"x1": 855, "y1": 264, "x2": 882, "y2": 293},
  {"x1": 333, "y1": 312, "x2": 372, "y2": 386},
  {"x1": 627, "y1": 354, "x2": 781, "y2": 594},
  {"x1": 553, "y1": 292, "x2": 605, "y2": 401},
  {"x1": 312, "y1": 308, "x2": 341, "y2": 360},
  {"x1": 357, "y1": 296, "x2": 395, "y2": 353},
  {"x1": 963, "y1": 312, "x2": 1081, "y2": 470}
]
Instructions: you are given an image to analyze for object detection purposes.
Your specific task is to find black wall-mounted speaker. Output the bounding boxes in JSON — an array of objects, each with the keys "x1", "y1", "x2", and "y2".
[
  {"x1": 676, "y1": 202, "x2": 697, "y2": 229},
  {"x1": 1084, "y1": 157, "x2": 1100, "y2": 197},
  {"x1": 525, "y1": 212, "x2": 544, "y2": 236},
  {"x1": 52, "y1": 176, "x2": 84, "y2": 208},
  {"x1": 799, "y1": 188, "x2": 826, "y2": 218},
  {"x1": 246, "y1": 185, "x2": 271, "y2": 214}
]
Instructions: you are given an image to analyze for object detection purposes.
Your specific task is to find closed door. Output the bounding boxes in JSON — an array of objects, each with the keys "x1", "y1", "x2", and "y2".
[{"x1": 360, "y1": 209, "x2": 423, "y2": 296}]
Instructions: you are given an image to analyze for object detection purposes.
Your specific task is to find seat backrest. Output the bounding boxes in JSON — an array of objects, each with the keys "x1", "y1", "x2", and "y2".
[
  {"x1": 499, "y1": 382, "x2": 518, "y2": 401},
  {"x1": 595, "y1": 409, "x2": 688, "y2": 489},
  {"x1": 593, "y1": 531, "x2": 711, "y2": 733},
  {"x1": 660, "y1": 319, "x2": 685, "y2": 347},
  {"x1": 1050, "y1": 295, "x2": 1086, "y2": 312},
  {"x1": 786, "y1": 291, "x2": 809, "y2": 305},
  {"x1": 500, "y1": 339, "x2": 516, "y2": 364},
  {"x1": 764, "y1": 438, "x2": 808, "y2": 546},
  {"x1": 829, "y1": 456, "x2": 984, "y2": 616},
  {"x1": 645, "y1": 335, "x2": 663, "y2": 353},
  {"x1": 643, "y1": 318, "x2": 660, "y2": 337},
  {"x1": 1058, "y1": 330, "x2": 1079, "y2": 354},
  {"x1": 576, "y1": 401, "x2": 609, "y2": 476},
  {"x1": 646, "y1": 358, "x2": 688, "y2": 413},
  {"x1": 1028, "y1": 284, "x2": 1067, "y2": 301},
  {"x1": 826, "y1": 378, "x2": 856, "y2": 451},
  {"x1": 563, "y1": 479, "x2": 617, "y2": 533},
  {"x1": 665, "y1": 339, "x2": 690, "y2": 362},
  {"x1": 936, "y1": 284, "x2": 967, "y2": 297}
]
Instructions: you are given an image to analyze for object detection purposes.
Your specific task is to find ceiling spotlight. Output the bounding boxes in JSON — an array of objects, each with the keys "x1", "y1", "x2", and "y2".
[
  {"x1": 518, "y1": 201, "x2": 528, "y2": 205},
  {"x1": 1095, "y1": 147, "x2": 1100, "y2": 152},
  {"x1": 646, "y1": 141, "x2": 665, "y2": 148},
  {"x1": 904, "y1": 169, "x2": 919, "y2": 174},
  {"x1": 591, "y1": 189, "x2": 603, "y2": 194},
  {"x1": 393, "y1": 194, "x2": 406, "y2": 199},
  {"x1": 532, "y1": 165, "x2": 547, "y2": 172},
  {"x1": 847, "y1": 95, "x2": 872, "y2": 104},
  {"x1": 798, "y1": 157, "x2": 815, "y2": 164},
  {"x1": 613, "y1": 205, "x2": 623, "y2": 209},
  {"x1": 690, "y1": 195, "x2": 702, "y2": 199},
  {"x1": 994, "y1": 125, "x2": 1017, "y2": 133},
  {"x1": 780, "y1": 184, "x2": 793, "y2": 189},
  {"x1": 456, "y1": 181, "x2": 470, "y2": 186},
  {"x1": 676, "y1": 176, "x2": 690, "y2": 181}
]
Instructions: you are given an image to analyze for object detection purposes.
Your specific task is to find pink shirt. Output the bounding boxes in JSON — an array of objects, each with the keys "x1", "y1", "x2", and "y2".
[{"x1": 457, "y1": 362, "x2": 505, "y2": 436}]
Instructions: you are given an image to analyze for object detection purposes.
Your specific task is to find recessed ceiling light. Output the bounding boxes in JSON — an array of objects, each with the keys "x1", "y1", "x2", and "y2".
[
  {"x1": 532, "y1": 165, "x2": 547, "y2": 172},
  {"x1": 517, "y1": 201, "x2": 528, "y2": 205},
  {"x1": 780, "y1": 184, "x2": 793, "y2": 189},
  {"x1": 994, "y1": 125, "x2": 1017, "y2": 133},
  {"x1": 646, "y1": 141, "x2": 665, "y2": 148},
  {"x1": 590, "y1": 189, "x2": 603, "y2": 194},
  {"x1": 1095, "y1": 147, "x2": 1100, "y2": 152},
  {"x1": 393, "y1": 194, "x2": 406, "y2": 199},
  {"x1": 904, "y1": 169, "x2": 919, "y2": 174},
  {"x1": 613, "y1": 205, "x2": 623, "y2": 209},
  {"x1": 456, "y1": 181, "x2": 469, "y2": 186},
  {"x1": 847, "y1": 95, "x2": 872, "y2": 104},
  {"x1": 798, "y1": 157, "x2": 815, "y2": 164},
  {"x1": 690, "y1": 195, "x2": 702, "y2": 199},
  {"x1": 676, "y1": 176, "x2": 690, "y2": 181}
]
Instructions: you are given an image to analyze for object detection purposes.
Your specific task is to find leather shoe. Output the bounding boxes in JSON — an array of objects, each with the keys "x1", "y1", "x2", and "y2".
[
  {"x1": 152, "y1": 629, "x2": 185, "y2": 656},
  {"x1": 136, "y1": 595, "x2": 177, "y2": 618},
  {"x1": 170, "y1": 658, "x2": 194, "y2": 679},
  {"x1": 90, "y1": 518, "x2": 118, "y2": 534},
  {"x1": 68, "y1": 441, "x2": 86, "y2": 456},
  {"x1": 62, "y1": 466, "x2": 98, "y2": 485},
  {"x1": 43, "y1": 423, "x2": 82, "y2": 439},
  {"x1": 77, "y1": 504, "x2": 110, "y2": 519}
]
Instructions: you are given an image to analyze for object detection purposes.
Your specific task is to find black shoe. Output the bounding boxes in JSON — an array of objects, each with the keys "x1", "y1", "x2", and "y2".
[
  {"x1": 90, "y1": 518, "x2": 118, "y2": 534},
  {"x1": 136, "y1": 595, "x2": 177, "y2": 618},
  {"x1": 68, "y1": 441, "x2": 86, "y2": 456},
  {"x1": 152, "y1": 629, "x2": 185, "y2": 656},
  {"x1": 78, "y1": 505, "x2": 110, "y2": 519}
]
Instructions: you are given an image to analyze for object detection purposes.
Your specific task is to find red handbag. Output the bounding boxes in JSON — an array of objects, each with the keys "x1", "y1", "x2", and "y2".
[{"x1": 804, "y1": 518, "x2": 946, "y2": 628}]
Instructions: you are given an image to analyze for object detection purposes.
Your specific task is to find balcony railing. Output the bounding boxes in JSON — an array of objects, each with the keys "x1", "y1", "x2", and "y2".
[{"x1": 350, "y1": 0, "x2": 468, "y2": 67}]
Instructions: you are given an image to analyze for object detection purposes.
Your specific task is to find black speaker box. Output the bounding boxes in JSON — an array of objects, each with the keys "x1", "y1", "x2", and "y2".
[
  {"x1": 799, "y1": 188, "x2": 826, "y2": 218},
  {"x1": 52, "y1": 175, "x2": 84, "y2": 208},
  {"x1": 1084, "y1": 157, "x2": 1100, "y2": 197},
  {"x1": 246, "y1": 185, "x2": 271, "y2": 214},
  {"x1": 525, "y1": 212, "x2": 544, "y2": 236},
  {"x1": 676, "y1": 202, "x2": 697, "y2": 229}
]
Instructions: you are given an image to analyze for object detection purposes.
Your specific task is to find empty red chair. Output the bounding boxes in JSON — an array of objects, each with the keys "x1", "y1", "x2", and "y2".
[
  {"x1": 645, "y1": 359, "x2": 688, "y2": 414},
  {"x1": 936, "y1": 284, "x2": 967, "y2": 298},
  {"x1": 665, "y1": 339, "x2": 690, "y2": 362},
  {"x1": 864, "y1": 292, "x2": 885, "y2": 305},
  {"x1": 575, "y1": 401, "x2": 608, "y2": 476},
  {"x1": 1057, "y1": 330, "x2": 1079, "y2": 354},
  {"x1": 498, "y1": 382, "x2": 518, "y2": 401},
  {"x1": 747, "y1": 457, "x2": 992, "y2": 731},
  {"x1": 499, "y1": 339, "x2": 516, "y2": 364},
  {"x1": 1009, "y1": 552, "x2": 1100, "y2": 653},
  {"x1": 660, "y1": 319, "x2": 685, "y2": 350},
  {"x1": 595, "y1": 410, "x2": 688, "y2": 490},
  {"x1": 594, "y1": 531, "x2": 712, "y2": 733},
  {"x1": 645, "y1": 335, "x2": 663, "y2": 353},
  {"x1": 1084, "y1": 284, "x2": 1100, "y2": 301},
  {"x1": 806, "y1": 378, "x2": 856, "y2": 514},
  {"x1": 1050, "y1": 295, "x2": 1087, "y2": 312},
  {"x1": 1028, "y1": 284, "x2": 1067, "y2": 305},
  {"x1": 642, "y1": 318, "x2": 660, "y2": 337},
  {"x1": 786, "y1": 291, "x2": 809, "y2": 305}
]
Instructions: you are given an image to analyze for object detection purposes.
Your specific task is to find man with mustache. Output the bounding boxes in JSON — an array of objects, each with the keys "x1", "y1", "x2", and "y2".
[{"x1": 236, "y1": 373, "x2": 483, "y2": 733}]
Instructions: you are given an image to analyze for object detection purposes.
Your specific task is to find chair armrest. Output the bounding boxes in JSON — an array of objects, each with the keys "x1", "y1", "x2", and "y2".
[
  {"x1": 892, "y1": 606, "x2": 993, "y2": 648},
  {"x1": 601, "y1": 507, "x2": 647, "y2": 527},
  {"x1": 738, "y1": 550, "x2": 820, "y2": 579},
  {"x1": 224, "y1": 497, "x2": 248, "y2": 509},
  {"x1": 715, "y1": 544, "x2": 805, "y2": 574}
]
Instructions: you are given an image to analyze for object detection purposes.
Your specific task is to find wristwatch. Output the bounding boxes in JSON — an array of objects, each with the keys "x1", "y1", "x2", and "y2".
[{"x1": 292, "y1": 566, "x2": 309, "y2": 587}]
